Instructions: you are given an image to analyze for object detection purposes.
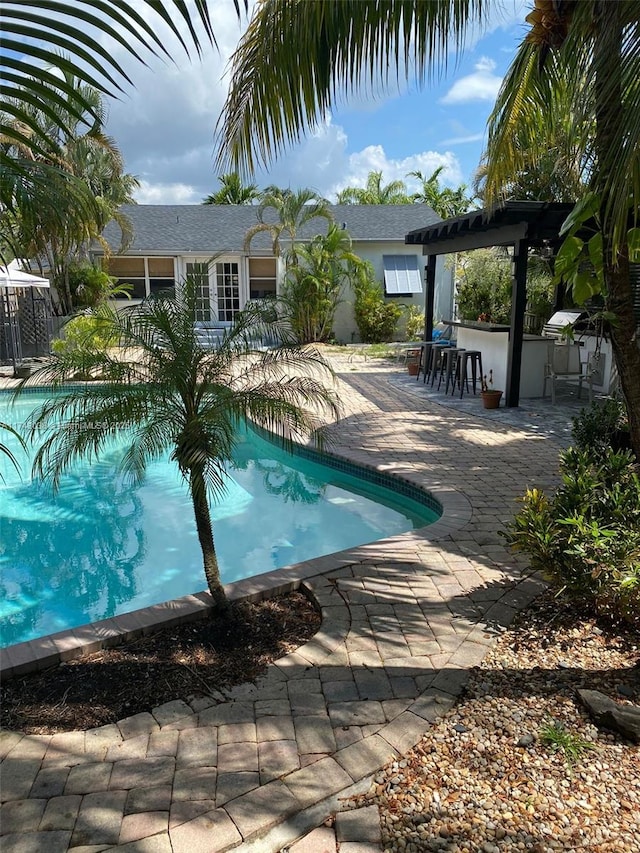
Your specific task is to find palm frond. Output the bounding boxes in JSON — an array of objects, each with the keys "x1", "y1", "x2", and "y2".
[{"x1": 216, "y1": 0, "x2": 487, "y2": 173}]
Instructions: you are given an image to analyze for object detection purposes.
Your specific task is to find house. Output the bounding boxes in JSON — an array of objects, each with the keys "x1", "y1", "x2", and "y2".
[{"x1": 95, "y1": 204, "x2": 452, "y2": 343}]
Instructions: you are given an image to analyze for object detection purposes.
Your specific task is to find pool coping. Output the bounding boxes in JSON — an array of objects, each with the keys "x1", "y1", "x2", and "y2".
[{"x1": 0, "y1": 467, "x2": 471, "y2": 680}]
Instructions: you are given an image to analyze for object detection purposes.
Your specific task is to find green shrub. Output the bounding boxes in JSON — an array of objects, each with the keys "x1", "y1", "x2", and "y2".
[
  {"x1": 404, "y1": 305, "x2": 424, "y2": 341},
  {"x1": 571, "y1": 398, "x2": 630, "y2": 458},
  {"x1": 52, "y1": 314, "x2": 117, "y2": 379},
  {"x1": 68, "y1": 263, "x2": 117, "y2": 309},
  {"x1": 353, "y1": 268, "x2": 402, "y2": 343},
  {"x1": 504, "y1": 446, "x2": 640, "y2": 624}
]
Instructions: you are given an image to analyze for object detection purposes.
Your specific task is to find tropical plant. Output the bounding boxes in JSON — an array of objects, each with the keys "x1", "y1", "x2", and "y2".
[
  {"x1": 504, "y1": 446, "x2": 640, "y2": 624},
  {"x1": 0, "y1": 422, "x2": 26, "y2": 480},
  {"x1": 281, "y1": 223, "x2": 362, "y2": 343},
  {"x1": 24, "y1": 279, "x2": 340, "y2": 615},
  {"x1": 244, "y1": 186, "x2": 333, "y2": 262},
  {"x1": 352, "y1": 261, "x2": 403, "y2": 343},
  {"x1": 336, "y1": 171, "x2": 412, "y2": 205},
  {"x1": 409, "y1": 167, "x2": 473, "y2": 217},
  {"x1": 455, "y1": 249, "x2": 513, "y2": 324},
  {"x1": 217, "y1": 0, "x2": 640, "y2": 459},
  {"x1": 405, "y1": 305, "x2": 425, "y2": 341},
  {"x1": 2, "y1": 69, "x2": 138, "y2": 314},
  {"x1": 203, "y1": 173, "x2": 261, "y2": 205},
  {"x1": 0, "y1": 1, "x2": 222, "y2": 156}
]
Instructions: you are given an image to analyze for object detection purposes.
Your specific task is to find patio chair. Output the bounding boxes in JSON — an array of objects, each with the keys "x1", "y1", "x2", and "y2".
[{"x1": 543, "y1": 341, "x2": 593, "y2": 404}]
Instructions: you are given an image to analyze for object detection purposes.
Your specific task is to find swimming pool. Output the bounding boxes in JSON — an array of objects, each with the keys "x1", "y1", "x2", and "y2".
[{"x1": 0, "y1": 392, "x2": 440, "y2": 646}]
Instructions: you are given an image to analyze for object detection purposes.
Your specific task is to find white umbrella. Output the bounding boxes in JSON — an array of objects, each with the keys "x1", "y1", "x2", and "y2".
[{"x1": 0, "y1": 260, "x2": 50, "y2": 288}]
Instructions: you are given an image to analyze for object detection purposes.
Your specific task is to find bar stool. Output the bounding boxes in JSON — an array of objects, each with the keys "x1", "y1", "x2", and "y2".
[
  {"x1": 456, "y1": 350, "x2": 483, "y2": 397},
  {"x1": 418, "y1": 341, "x2": 447, "y2": 383},
  {"x1": 438, "y1": 347, "x2": 465, "y2": 392},
  {"x1": 429, "y1": 344, "x2": 450, "y2": 387}
]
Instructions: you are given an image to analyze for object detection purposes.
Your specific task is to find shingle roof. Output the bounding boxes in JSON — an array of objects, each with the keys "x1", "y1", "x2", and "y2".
[{"x1": 99, "y1": 204, "x2": 442, "y2": 254}]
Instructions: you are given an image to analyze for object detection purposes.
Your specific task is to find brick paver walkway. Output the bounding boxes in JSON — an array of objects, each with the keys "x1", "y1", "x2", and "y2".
[{"x1": 0, "y1": 360, "x2": 566, "y2": 852}]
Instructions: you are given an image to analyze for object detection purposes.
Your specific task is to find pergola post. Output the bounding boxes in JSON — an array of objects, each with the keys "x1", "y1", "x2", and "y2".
[
  {"x1": 424, "y1": 254, "x2": 436, "y2": 342},
  {"x1": 505, "y1": 238, "x2": 529, "y2": 407}
]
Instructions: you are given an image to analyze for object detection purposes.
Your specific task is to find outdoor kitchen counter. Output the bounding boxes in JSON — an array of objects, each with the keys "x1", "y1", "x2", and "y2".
[{"x1": 444, "y1": 320, "x2": 548, "y2": 398}]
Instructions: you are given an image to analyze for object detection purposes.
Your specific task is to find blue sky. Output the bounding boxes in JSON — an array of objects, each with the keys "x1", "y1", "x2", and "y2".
[{"x1": 99, "y1": 1, "x2": 532, "y2": 204}]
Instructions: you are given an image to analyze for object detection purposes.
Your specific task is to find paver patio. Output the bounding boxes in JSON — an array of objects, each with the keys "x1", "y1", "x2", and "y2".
[{"x1": 0, "y1": 357, "x2": 570, "y2": 851}]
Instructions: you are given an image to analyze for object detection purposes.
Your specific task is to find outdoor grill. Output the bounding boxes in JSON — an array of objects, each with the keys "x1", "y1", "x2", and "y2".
[{"x1": 541, "y1": 309, "x2": 589, "y2": 340}]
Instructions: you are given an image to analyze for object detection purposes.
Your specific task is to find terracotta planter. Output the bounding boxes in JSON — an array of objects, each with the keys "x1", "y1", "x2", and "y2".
[
  {"x1": 481, "y1": 389, "x2": 503, "y2": 409},
  {"x1": 407, "y1": 361, "x2": 420, "y2": 376}
]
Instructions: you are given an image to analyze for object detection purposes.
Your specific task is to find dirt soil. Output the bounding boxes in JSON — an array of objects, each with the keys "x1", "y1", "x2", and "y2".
[{"x1": 1, "y1": 592, "x2": 320, "y2": 735}]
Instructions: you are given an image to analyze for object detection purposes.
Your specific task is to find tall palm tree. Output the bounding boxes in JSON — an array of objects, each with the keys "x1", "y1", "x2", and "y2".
[
  {"x1": 217, "y1": 0, "x2": 640, "y2": 457},
  {"x1": 336, "y1": 171, "x2": 412, "y2": 205},
  {"x1": 244, "y1": 186, "x2": 333, "y2": 261},
  {"x1": 203, "y1": 173, "x2": 261, "y2": 205},
  {"x1": 2, "y1": 69, "x2": 138, "y2": 313},
  {"x1": 25, "y1": 280, "x2": 340, "y2": 614},
  {"x1": 409, "y1": 167, "x2": 473, "y2": 217}
]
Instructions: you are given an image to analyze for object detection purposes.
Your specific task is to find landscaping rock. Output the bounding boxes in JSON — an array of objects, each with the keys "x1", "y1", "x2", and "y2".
[{"x1": 577, "y1": 689, "x2": 640, "y2": 743}]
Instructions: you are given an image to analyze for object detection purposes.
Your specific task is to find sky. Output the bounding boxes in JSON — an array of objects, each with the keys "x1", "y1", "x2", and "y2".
[{"x1": 97, "y1": 0, "x2": 533, "y2": 205}]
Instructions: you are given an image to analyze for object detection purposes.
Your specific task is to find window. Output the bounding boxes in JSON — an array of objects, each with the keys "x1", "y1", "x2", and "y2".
[
  {"x1": 216, "y1": 261, "x2": 240, "y2": 322},
  {"x1": 382, "y1": 255, "x2": 422, "y2": 296},
  {"x1": 104, "y1": 257, "x2": 145, "y2": 298},
  {"x1": 148, "y1": 257, "x2": 175, "y2": 296},
  {"x1": 248, "y1": 257, "x2": 277, "y2": 300},
  {"x1": 103, "y1": 256, "x2": 176, "y2": 299},
  {"x1": 186, "y1": 261, "x2": 212, "y2": 321}
]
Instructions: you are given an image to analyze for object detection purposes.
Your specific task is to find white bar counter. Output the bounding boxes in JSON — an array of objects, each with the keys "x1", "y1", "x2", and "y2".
[{"x1": 445, "y1": 320, "x2": 549, "y2": 398}]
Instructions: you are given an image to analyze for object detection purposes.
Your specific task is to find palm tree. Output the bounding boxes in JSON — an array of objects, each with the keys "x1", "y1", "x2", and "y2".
[
  {"x1": 203, "y1": 173, "x2": 261, "y2": 205},
  {"x1": 2, "y1": 69, "x2": 138, "y2": 313},
  {"x1": 25, "y1": 279, "x2": 340, "y2": 615},
  {"x1": 0, "y1": 1, "x2": 224, "y2": 156},
  {"x1": 216, "y1": 0, "x2": 640, "y2": 457},
  {"x1": 244, "y1": 186, "x2": 333, "y2": 261},
  {"x1": 282, "y1": 222, "x2": 364, "y2": 342},
  {"x1": 336, "y1": 171, "x2": 412, "y2": 205},
  {"x1": 409, "y1": 167, "x2": 473, "y2": 218}
]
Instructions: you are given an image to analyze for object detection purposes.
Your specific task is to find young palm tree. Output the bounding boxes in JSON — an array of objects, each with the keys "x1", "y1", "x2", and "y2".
[
  {"x1": 281, "y1": 222, "x2": 364, "y2": 342},
  {"x1": 203, "y1": 173, "x2": 261, "y2": 205},
  {"x1": 336, "y1": 171, "x2": 412, "y2": 205},
  {"x1": 25, "y1": 279, "x2": 340, "y2": 615},
  {"x1": 217, "y1": 0, "x2": 640, "y2": 457},
  {"x1": 244, "y1": 186, "x2": 333, "y2": 261}
]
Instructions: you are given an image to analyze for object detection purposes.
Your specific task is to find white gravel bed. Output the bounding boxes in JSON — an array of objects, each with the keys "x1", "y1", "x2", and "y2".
[{"x1": 350, "y1": 591, "x2": 640, "y2": 853}]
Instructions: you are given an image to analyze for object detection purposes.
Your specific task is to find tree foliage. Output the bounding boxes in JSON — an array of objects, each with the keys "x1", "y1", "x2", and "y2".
[
  {"x1": 203, "y1": 173, "x2": 261, "y2": 205},
  {"x1": 336, "y1": 171, "x2": 412, "y2": 205},
  {"x1": 23, "y1": 280, "x2": 340, "y2": 613}
]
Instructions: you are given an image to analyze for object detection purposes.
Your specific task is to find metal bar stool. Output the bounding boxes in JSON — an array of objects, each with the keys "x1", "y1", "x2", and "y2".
[
  {"x1": 456, "y1": 350, "x2": 483, "y2": 397},
  {"x1": 429, "y1": 344, "x2": 450, "y2": 387},
  {"x1": 418, "y1": 341, "x2": 447, "y2": 382},
  {"x1": 438, "y1": 347, "x2": 465, "y2": 392}
]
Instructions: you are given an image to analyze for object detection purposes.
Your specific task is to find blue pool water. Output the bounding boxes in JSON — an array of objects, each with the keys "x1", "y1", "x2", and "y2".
[{"x1": 0, "y1": 393, "x2": 439, "y2": 646}]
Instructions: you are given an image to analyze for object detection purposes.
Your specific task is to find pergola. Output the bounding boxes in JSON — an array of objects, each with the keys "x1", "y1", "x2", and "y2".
[{"x1": 406, "y1": 201, "x2": 576, "y2": 407}]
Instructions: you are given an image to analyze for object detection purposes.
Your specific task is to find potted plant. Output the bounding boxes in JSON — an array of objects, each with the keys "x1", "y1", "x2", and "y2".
[
  {"x1": 406, "y1": 347, "x2": 421, "y2": 376},
  {"x1": 480, "y1": 370, "x2": 503, "y2": 409}
]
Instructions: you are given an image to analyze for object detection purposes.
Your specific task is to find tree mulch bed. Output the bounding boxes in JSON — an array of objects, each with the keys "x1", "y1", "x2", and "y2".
[{"x1": 1, "y1": 592, "x2": 320, "y2": 735}]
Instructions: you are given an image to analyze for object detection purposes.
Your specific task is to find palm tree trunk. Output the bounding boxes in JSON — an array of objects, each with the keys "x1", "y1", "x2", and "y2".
[
  {"x1": 594, "y1": 1, "x2": 640, "y2": 457},
  {"x1": 189, "y1": 467, "x2": 231, "y2": 615}
]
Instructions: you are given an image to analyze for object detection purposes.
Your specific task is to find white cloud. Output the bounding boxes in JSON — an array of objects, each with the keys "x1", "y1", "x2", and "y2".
[
  {"x1": 440, "y1": 57, "x2": 503, "y2": 104},
  {"x1": 438, "y1": 132, "x2": 485, "y2": 146},
  {"x1": 329, "y1": 144, "x2": 463, "y2": 198},
  {"x1": 134, "y1": 181, "x2": 201, "y2": 204}
]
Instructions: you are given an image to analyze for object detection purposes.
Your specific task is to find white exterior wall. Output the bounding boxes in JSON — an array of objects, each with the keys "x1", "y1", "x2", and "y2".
[{"x1": 333, "y1": 241, "x2": 453, "y2": 344}]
